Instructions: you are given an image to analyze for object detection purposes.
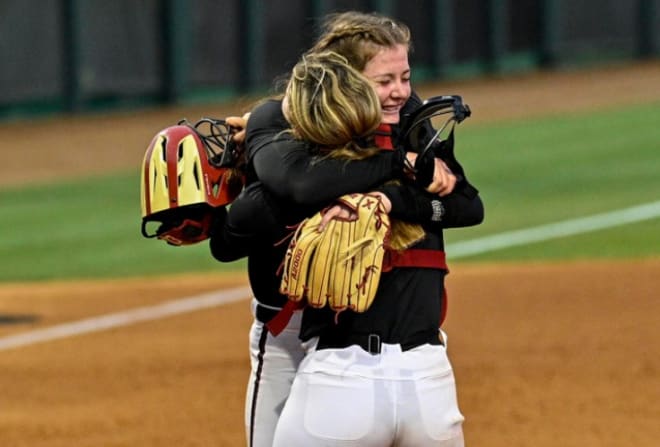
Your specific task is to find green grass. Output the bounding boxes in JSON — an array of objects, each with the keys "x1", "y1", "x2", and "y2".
[
  {"x1": 444, "y1": 101, "x2": 660, "y2": 260},
  {"x1": 1, "y1": 101, "x2": 659, "y2": 281},
  {"x1": 0, "y1": 174, "x2": 246, "y2": 282}
]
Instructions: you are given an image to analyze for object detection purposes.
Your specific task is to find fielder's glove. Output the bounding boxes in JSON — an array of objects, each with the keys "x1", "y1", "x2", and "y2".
[{"x1": 279, "y1": 193, "x2": 391, "y2": 313}]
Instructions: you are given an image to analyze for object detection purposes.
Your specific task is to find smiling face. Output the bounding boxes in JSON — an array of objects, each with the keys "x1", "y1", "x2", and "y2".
[{"x1": 362, "y1": 44, "x2": 411, "y2": 124}]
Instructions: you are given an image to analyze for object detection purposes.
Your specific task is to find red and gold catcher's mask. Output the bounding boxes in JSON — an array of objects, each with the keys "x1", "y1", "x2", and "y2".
[{"x1": 140, "y1": 120, "x2": 244, "y2": 246}]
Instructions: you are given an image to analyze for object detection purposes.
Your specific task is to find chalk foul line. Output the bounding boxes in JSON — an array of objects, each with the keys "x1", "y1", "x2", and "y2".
[
  {"x1": 447, "y1": 200, "x2": 660, "y2": 258},
  {"x1": 2, "y1": 200, "x2": 659, "y2": 351},
  {"x1": 0, "y1": 286, "x2": 252, "y2": 351}
]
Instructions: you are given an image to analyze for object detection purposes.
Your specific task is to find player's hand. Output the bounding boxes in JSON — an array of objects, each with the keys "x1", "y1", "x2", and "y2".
[
  {"x1": 404, "y1": 153, "x2": 457, "y2": 196},
  {"x1": 426, "y1": 159, "x2": 456, "y2": 197},
  {"x1": 318, "y1": 193, "x2": 391, "y2": 231},
  {"x1": 225, "y1": 112, "x2": 250, "y2": 145},
  {"x1": 319, "y1": 203, "x2": 357, "y2": 232}
]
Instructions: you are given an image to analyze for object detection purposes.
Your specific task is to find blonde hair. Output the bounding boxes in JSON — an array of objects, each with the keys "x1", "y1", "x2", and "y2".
[
  {"x1": 286, "y1": 51, "x2": 381, "y2": 157},
  {"x1": 310, "y1": 11, "x2": 412, "y2": 71}
]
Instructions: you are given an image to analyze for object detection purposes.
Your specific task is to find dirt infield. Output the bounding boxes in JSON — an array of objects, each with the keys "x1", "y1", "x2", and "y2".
[
  {"x1": 1, "y1": 60, "x2": 660, "y2": 446},
  {"x1": 1, "y1": 261, "x2": 659, "y2": 446}
]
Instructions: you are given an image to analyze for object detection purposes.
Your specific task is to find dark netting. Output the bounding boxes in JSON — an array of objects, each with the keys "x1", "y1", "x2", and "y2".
[
  {"x1": 558, "y1": 1, "x2": 637, "y2": 60},
  {"x1": 0, "y1": 0, "x2": 657, "y2": 114},
  {"x1": 0, "y1": 0, "x2": 62, "y2": 104},
  {"x1": 189, "y1": 0, "x2": 240, "y2": 87},
  {"x1": 261, "y1": 0, "x2": 315, "y2": 91},
  {"x1": 508, "y1": 0, "x2": 542, "y2": 53},
  {"x1": 655, "y1": 5, "x2": 660, "y2": 54},
  {"x1": 325, "y1": 0, "x2": 372, "y2": 13},
  {"x1": 395, "y1": 0, "x2": 436, "y2": 68},
  {"x1": 452, "y1": 0, "x2": 488, "y2": 63},
  {"x1": 78, "y1": 0, "x2": 162, "y2": 97}
]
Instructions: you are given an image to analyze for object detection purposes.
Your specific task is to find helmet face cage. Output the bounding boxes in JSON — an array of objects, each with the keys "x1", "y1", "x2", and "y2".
[
  {"x1": 400, "y1": 95, "x2": 471, "y2": 159},
  {"x1": 140, "y1": 121, "x2": 244, "y2": 244},
  {"x1": 182, "y1": 118, "x2": 242, "y2": 169}
]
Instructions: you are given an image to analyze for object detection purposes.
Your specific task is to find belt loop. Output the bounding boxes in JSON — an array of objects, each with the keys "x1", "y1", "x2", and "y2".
[
  {"x1": 438, "y1": 330, "x2": 445, "y2": 347},
  {"x1": 367, "y1": 334, "x2": 381, "y2": 354}
]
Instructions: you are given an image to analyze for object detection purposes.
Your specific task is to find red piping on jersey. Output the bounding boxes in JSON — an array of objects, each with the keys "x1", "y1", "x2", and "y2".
[
  {"x1": 383, "y1": 249, "x2": 450, "y2": 326},
  {"x1": 374, "y1": 123, "x2": 394, "y2": 150}
]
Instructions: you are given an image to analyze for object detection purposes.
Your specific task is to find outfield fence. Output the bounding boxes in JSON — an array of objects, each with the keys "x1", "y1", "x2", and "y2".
[{"x1": 1, "y1": 0, "x2": 659, "y2": 120}]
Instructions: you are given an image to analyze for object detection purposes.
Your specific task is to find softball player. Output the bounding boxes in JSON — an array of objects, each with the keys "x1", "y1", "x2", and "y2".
[
  {"x1": 211, "y1": 11, "x2": 482, "y2": 446},
  {"x1": 267, "y1": 49, "x2": 482, "y2": 447},
  {"x1": 210, "y1": 104, "x2": 405, "y2": 447}
]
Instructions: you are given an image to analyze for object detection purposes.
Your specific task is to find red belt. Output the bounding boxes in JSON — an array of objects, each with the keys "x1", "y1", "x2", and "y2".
[{"x1": 382, "y1": 249, "x2": 448, "y2": 272}]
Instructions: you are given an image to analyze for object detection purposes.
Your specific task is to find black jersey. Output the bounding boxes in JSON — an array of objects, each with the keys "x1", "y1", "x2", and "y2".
[
  {"x1": 300, "y1": 231, "x2": 448, "y2": 346},
  {"x1": 210, "y1": 96, "x2": 484, "y2": 337},
  {"x1": 210, "y1": 99, "x2": 404, "y2": 316},
  {"x1": 298, "y1": 94, "x2": 484, "y2": 344}
]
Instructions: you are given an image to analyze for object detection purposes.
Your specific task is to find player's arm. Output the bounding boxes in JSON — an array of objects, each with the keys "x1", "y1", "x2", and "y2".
[
  {"x1": 209, "y1": 182, "x2": 287, "y2": 262},
  {"x1": 376, "y1": 181, "x2": 484, "y2": 230},
  {"x1": 246, "y1": 100, "x2": 406, "y2": 205}
]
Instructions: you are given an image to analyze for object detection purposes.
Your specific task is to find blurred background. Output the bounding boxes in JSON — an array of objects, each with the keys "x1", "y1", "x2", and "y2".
[{"x1": 2, "y1": 0, "x2": 659, "y2": 120}]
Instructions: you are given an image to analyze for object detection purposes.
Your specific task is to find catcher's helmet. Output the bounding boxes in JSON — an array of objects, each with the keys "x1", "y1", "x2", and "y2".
[{"x1": 140, "y1": 123, "x2": 243, "y2": 246}]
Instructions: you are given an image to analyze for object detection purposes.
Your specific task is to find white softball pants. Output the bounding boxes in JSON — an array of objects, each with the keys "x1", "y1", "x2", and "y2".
[
  {"x1": 245, "y1": 299, "x2": 305, "y2": 447},
  {"x1": 272, "y1": 333, "x2": 465, "y2": 447}
]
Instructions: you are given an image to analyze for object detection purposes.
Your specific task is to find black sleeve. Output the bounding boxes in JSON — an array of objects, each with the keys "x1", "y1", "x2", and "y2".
[
  {"x1": 208, "y1": 182, "x2": 287, "y2": 262},
  {"x1": 208, "y1": 206, "x2": 248, "y2": 262},
  {"x1": 245, "y1": 99, "x2": 291, "y2": 160},
  {"x1": 246, "y1": 100, "x2": 404, "y2": 206},
  {"x1": 377, "y1": 179, "x2": 484, "y2": 230}
]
